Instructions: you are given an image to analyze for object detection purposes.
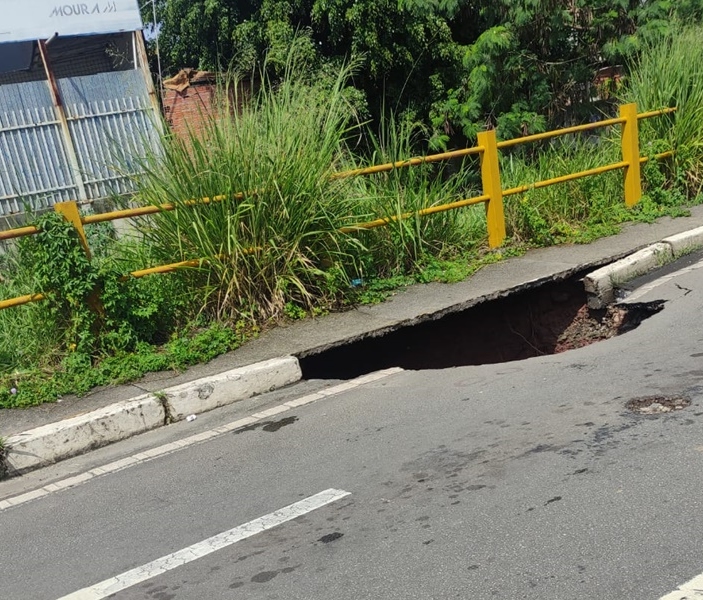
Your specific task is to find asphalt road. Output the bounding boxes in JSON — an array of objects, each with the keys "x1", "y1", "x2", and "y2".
[{"x1": 2, "y1": 259, "x2": 703, "y2": 600}]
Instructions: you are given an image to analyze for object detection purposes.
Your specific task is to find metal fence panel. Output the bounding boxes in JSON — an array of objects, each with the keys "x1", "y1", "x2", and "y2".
[
  {"x1": 0, "y1": 69, "x2": 160, "y2": 216},
  {"x1": 0, "y1": 81, "x2": 78, "y2": 215},
  {"x1": 58, "y1": 70, "x2": 161, "y2": 201}
]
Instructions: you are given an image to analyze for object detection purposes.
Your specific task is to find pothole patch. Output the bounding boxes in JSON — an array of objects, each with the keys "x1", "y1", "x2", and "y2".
[{"x1": 626, "y1": 395, "x2": 691, "y2": 415}]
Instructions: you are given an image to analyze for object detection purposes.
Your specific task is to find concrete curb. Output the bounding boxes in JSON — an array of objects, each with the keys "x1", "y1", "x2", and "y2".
[
  {"x1": 163, "y1": 357, "x2": 302, "y2": 422},
  {"x1": 5, "y1": 394, "x2": 164, "y2": 474},
  {"x1": 4, "y1": 356, "x2": 302, "y2": 475},
  {"x1": 584, "y1": 227, "x2": 703, "y2": 308}
]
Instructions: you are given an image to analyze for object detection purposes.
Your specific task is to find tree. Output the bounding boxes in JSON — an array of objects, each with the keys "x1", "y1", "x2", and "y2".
[{"x1": 142, "y1": 0, "x2": 703, "y2": 145}]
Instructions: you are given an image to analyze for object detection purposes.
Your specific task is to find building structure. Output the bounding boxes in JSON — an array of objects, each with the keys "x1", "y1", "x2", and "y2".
[{"x1": 0, "y1": 0, "x2": 161, "y2": 219}]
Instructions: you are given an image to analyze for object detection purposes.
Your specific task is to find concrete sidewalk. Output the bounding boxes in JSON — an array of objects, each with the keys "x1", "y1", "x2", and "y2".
[{"x1": 3, "y1": 205, "x2": 703, "y2": 471}]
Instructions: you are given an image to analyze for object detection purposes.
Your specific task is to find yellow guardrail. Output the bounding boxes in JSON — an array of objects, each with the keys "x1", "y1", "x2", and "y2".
[{"x1": 0, "y1": 102, "x2": 677, "y2": 311}]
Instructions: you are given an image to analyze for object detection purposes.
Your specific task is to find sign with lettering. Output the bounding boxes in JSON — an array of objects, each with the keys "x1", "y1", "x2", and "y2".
[{"x1": 0, "y1": 1, "x2": 142, "y2": 43}]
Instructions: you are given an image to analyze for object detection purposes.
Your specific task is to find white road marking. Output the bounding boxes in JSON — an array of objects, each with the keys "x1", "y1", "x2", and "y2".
[
  {"x1": 659, "y1": 571, "x2": 703, "y2": 599},
  {"x1": 56, "y1": 488, "x2": 351, "y2": 600},
  {"x1": 623, "y1": 258, "x2": 703, "y2": 303},
  {"x1": 0, "y1": 368, "x2": 401, "y2": 512}
]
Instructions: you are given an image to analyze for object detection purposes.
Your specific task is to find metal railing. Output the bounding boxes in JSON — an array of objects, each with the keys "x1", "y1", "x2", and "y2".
[{"x1": 0, "y1": 102, "x2": 676, "y2": 311}]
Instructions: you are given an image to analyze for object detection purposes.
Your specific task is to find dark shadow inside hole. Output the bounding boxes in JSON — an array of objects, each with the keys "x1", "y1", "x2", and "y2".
[{"x1": 299, "y1": 273, "x2": 663, "y2": 380}]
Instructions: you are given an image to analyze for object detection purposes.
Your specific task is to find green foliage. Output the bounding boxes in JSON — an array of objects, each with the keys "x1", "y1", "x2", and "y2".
[
  {"x1": 284, "y1": 302, "x2": 307, "y2": 320},
  {"x1": 0, "y1": 209, "x2": 217, "y2": 407},
  {"x1": 0, "y1": 246, "x2": 63, "y2": 371},
  {"x1": 134, "y1": 54, "x2": 367, "y2": 322},
  {"x1": 349, "y1": 114, "x2": 485, "y2": 277},
  {"x1": 18, "y1": 212, "x2": 98, "y2": 354},
  {"x1": 145, "y1": 0, "x2": 703, "y2": 143},
  {"x1": 621, "y1": 23, "x2": 703, "y2": 194},
  {"x1": 0, "y1": 322, "x2": 250, "y2": 408}
]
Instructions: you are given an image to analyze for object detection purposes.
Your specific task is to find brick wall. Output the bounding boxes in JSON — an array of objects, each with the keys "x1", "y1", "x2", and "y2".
[{"x1": 162, "y1": 82, "x2": 217, "y2": 140}]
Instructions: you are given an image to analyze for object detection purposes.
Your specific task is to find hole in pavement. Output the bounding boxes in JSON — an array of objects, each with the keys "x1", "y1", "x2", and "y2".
[
  {"x1": 626, "y1": 395, "x2": 691, "y2": 414},
  {"x1": 299, "y1": 272, "x2": 664, "y2": 380}
]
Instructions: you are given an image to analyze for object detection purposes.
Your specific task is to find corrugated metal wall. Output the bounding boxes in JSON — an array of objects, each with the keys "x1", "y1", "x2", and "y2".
[
  {"x1": 0, "y1": 51, "x2": 160, "y2": 216},
  {"x1": 59, "y1": 70, "x2": 161, "y2": 202},
  {"x1": 0, "y1": 80, "x2": 78, "y2": 213}
]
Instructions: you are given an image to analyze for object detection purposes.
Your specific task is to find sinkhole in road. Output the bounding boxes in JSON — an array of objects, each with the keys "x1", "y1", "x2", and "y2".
[{"x1": 299, "y1": 272, "x2": 664, "y2": 380}]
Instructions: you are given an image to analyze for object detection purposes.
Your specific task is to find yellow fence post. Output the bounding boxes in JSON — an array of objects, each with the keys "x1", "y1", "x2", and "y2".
[
  {"x1": 477, "y1": 129, "x2": 506, "y2": 248},
  {"x1": 53, "y1": 200, "x2": 104, "y2": 316},
  {"x1": 620, "y1": 102, "x2": 642, "y2": 207},
  {"x1": 54, "y1": 201, "x2": 91, "y2": 259}
]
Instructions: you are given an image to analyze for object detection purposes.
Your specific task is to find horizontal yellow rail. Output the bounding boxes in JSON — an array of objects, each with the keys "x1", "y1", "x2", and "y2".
[
  {"x1": 340, "y1": 194, "x2": 490, "y2": 233},
  {"x1": 641, "y1": 150, "x2": 675, "y2": 163},
  {"x1": 0, "y1": 293, "x2": 45, "y2": 310},
  {"x1": 83, "y1": 194, "x2": 231, "y2": 225},
  {"x1": 638, "y1": 107, "x2": 677, "y2": 120},
  {"x1": 332, "y1": 146, "x2": 485, "y2": 180},
  {"x1": 503, "y1": 161, "x2": 628, "y2": 197},
  {"x1": 497, "y1": 116, "x2": 626, "y2": 150},
  {"x1": 0, "y1": 225, "x2": 39, "y2": 241},
  {"x1": 129, "y1": 258, "x2": 205, "y2": 279}
]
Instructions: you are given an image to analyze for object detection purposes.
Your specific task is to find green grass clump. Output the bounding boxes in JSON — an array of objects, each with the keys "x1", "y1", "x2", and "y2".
[
  {"x1": 0, "y1": 321, "x2": 250, "y2": 408},
  {"x1": 349, "y1": 114, "x2": 486, "y2": 277},
  {"x1": 501, "y1": 133, "x2": 692, "y2": 247},
  {"x1": 133, "y1": 58, "x2": 366, "y2": 323},
  {"x1": 622, "y1": 23, "x2": 703, "y2": 195}
]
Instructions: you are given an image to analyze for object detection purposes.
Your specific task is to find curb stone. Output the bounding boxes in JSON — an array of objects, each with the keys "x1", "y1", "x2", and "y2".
[
  {"x1": 661, "y1": 225, "x2": 703, "y2": 256},
  {"x1": 164, "y1": 356, "x2": 302, "y2": 422},
  {"x1": 4, "y1": 356, "x2": 302, "y2": 475},
  {"x1": 584, "y1": 227, "x2": 703, "y2": 309},
  {"x1": 5, "y1": 393, "x2": 164, "y2": 474}
]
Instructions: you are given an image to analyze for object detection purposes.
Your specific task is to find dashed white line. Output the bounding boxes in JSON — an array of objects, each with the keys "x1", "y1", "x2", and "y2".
[
  {"x1": 55, "y1": 488, "x2": 351, "y2": 600},
  {"x1": 0, "y1": 368, "x2": 401, "y2": 512}
]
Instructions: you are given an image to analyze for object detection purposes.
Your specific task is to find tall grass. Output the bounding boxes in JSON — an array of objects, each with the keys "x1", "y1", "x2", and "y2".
[
  {"x1": 0, "y1": 245, "x2": 61, "y2": 372},
  {"x1": 133, "y1": 59, "x2": 366, "y2": 321},
  {"x1": 623, "y1": 24, "x2": 703, "y2": 192},
  {"x1": 500, "y1": 136, "x2": 627, "y2": 244},
  {"x1": 348, "y1": 115, "x2": 485, "y2": 276}
]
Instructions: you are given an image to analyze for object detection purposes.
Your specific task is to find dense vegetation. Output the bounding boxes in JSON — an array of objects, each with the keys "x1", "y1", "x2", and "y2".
[
  {"x1": 2, "y1": 15, "x2": 703, "y2": 408},
  {"x1": 144, "y1": 0, "x2": 703, "y2": 141}
]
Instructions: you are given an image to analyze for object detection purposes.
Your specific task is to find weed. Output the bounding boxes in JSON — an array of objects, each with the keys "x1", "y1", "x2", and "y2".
[
  {"x1": 623, "y1": 23, "x2": 703, "y2": 195},
  {"x1": 284, "y1": 302, "x2": 307, "y2": 320},
  {"x1": 132, "y1": 53, "x2": 366, "y2": 323},
  {"x1": 0, "y1": 436, "x2": 7, "y2": 479}
]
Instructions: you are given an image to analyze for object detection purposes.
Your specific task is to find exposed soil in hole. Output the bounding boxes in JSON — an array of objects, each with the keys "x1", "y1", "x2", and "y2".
[
  {"x1": 626, "y1": 396, "x2": 691, "y2": 414},
  {"x1": 299, "y1": 274, "x2": 664, "y2": 380}
]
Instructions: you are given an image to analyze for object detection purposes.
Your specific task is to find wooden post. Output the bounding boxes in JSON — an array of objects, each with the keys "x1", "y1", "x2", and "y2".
[
  {"x1": 620, "y1": 102, "x2": 642, "y2": 207},
  {"x1": 37, "y1": 39, "x2": 88, "y2": 203},
  {"x1": 133, "y1": 31, "x2": 164, "y2": 132},
  {"x1": 477, "y1": 129, "x2": 506, "y2": 248}
]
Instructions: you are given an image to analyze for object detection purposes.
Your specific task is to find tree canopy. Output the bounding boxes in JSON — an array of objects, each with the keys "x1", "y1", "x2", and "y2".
[{"x1": 144, "y1": 0, "x2": 703, "y2": 143}]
